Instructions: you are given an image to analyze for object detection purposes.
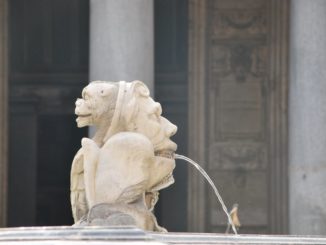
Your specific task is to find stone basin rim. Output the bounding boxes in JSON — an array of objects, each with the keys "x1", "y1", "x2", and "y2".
[{"x1": 0, "y1": 226, "x2": 325, "y2": 244}]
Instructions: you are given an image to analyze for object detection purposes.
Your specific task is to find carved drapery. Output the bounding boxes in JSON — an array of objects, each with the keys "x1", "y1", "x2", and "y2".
[
  {"x1": 0, "y1": 0, "x2": 8, "y2": 227},
  {"x1": 188, "y1": 0, "x2": 289, "y2": 233}
]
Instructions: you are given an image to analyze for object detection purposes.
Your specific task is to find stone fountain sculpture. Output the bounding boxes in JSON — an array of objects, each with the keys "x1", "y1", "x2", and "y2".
[{"x1": 70, "y1": 80, "x2": 177, "y2": 232}]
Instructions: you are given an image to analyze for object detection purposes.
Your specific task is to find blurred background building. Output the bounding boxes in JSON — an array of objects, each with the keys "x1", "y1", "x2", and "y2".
[{"x1": 0, "y1": 0, "x2": 325, "y2": 236}]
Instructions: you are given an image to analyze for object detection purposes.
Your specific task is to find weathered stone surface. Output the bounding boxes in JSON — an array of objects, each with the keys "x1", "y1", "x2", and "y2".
[
  {"x1": 188, "y1": 0, "x2": 289, "y2": 234},
  {"x1": 71, "y1": 81, "x2": 177, "y2": 232}
]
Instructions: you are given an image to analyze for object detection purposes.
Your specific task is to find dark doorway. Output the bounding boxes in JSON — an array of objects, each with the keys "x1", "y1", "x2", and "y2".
[
  {"x1": 154, "y1": 0, "x2": 189, "y2": 232},
  {"x1": 8, "y1": 0, "x2": 89, "y2": 226}
]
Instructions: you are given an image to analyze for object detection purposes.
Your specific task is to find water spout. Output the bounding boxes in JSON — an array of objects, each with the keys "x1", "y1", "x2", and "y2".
[{"x1": 174, "y1": 154, "x2": 238, "y2": 235}]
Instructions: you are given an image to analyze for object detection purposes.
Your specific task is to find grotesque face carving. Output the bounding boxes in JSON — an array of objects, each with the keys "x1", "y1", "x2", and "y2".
[
  {"x1": 131, "y1": 96, "x2": 177, "y2": 156},
  {"x1": 75, "y1": 80, "x2": 177, "y2": 164},
  {"x1": 118, "y1": 81, "x2": 178, "y2": 191},
  {"x1": 75, "y1": 82, "x2": 118, "y2": 128},
  {"x1": 71, "y1": 80, "x2": 178, "y2": 226},
  {"x1": 75, "y1": 81, "x2": 177, "y2": 153}
]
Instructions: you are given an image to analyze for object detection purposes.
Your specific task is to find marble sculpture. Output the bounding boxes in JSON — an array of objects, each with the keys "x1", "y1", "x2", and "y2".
[{"x1": 70, "y1": 80, "x2": 177, "y2": 232}]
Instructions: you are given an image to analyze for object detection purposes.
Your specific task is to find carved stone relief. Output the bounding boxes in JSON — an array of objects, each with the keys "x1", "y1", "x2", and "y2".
[
  {"x1": 206, "y1": 0, "x2": 269, "y2": 233},
  {"x1": 207, "y1": 0, "x2": 268, "y2": 172},
  {"x1": 188, "y1": 0, "x2": 289, "y2": 234},
  {"x1": 209, "y1": 141, "x2": 267, "y2": 171}
]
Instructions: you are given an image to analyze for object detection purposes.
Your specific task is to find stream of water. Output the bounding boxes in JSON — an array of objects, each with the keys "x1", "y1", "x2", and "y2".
[{"x1": 174, "y1": 154, "x2": 238, "y2": 235}]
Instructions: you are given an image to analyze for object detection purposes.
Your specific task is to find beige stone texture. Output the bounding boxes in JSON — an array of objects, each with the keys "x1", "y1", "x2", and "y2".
[{"x1": 71, "y1": 81, "x2": 177, "y2": 232}]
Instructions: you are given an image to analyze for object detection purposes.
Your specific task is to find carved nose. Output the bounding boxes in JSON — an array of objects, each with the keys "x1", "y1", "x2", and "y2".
[
  {"x1": 166, "y1": 124, "x2": 177, "y2": 137},
  {"x1": 75, "y1": 98, "x2": 83, "y2": 107}
]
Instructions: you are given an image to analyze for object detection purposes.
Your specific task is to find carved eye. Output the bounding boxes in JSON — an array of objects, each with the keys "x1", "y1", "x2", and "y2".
[
  {"x1": 100, "y1": 89, "x2": 108, "y2": 96},
  {"x1": 83, "y1": 93, "x2": 89, "y2": 100},
  {"x1": 149, "y1": 113, "x2": 160, "y2": 122},
  {"x1": 82, "y1": 89, "x2": 89, "y2": 100}
]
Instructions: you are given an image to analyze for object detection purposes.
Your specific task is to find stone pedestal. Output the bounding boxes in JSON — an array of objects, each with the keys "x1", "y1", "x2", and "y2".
[
  {"x1": 289, "y1": 0, "x2": 326, "y2": 235},
  {"x1": 89, "y1": 0, "x2": 154, "y2": 93}
]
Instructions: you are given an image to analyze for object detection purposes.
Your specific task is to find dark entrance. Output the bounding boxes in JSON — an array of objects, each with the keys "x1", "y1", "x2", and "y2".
[{"x1": 8, "y1": 0, "x2": 89, "y2": 226}]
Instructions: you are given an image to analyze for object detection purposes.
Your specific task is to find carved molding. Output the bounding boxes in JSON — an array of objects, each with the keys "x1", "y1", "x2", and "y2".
[
  {"x1": 187, "y1": 0, "x2": 209, "y2": 232},
  {"x1": 0, "y1": 0, "x2": 8, "y2": 227},
  {"x1": 267, "y1": 0, "x2": 289, "y2": 234},
  {"x1": 188, "y1": 0, "x2": 289, "y2": 233},
  {"x1": 208, "y1": 141, "x2": 267, "y2": 171}
]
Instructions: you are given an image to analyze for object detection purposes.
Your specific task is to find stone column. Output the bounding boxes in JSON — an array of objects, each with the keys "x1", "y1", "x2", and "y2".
[
  {"x1": 289, "y1": 0, "x2": 326, "y2": 235},
  {"x1": 0, "y1": 0, "x2": 8, "y2": 227},
  {"x1": 89, "y1": 0, "x2": 154, "y2": 93}
]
